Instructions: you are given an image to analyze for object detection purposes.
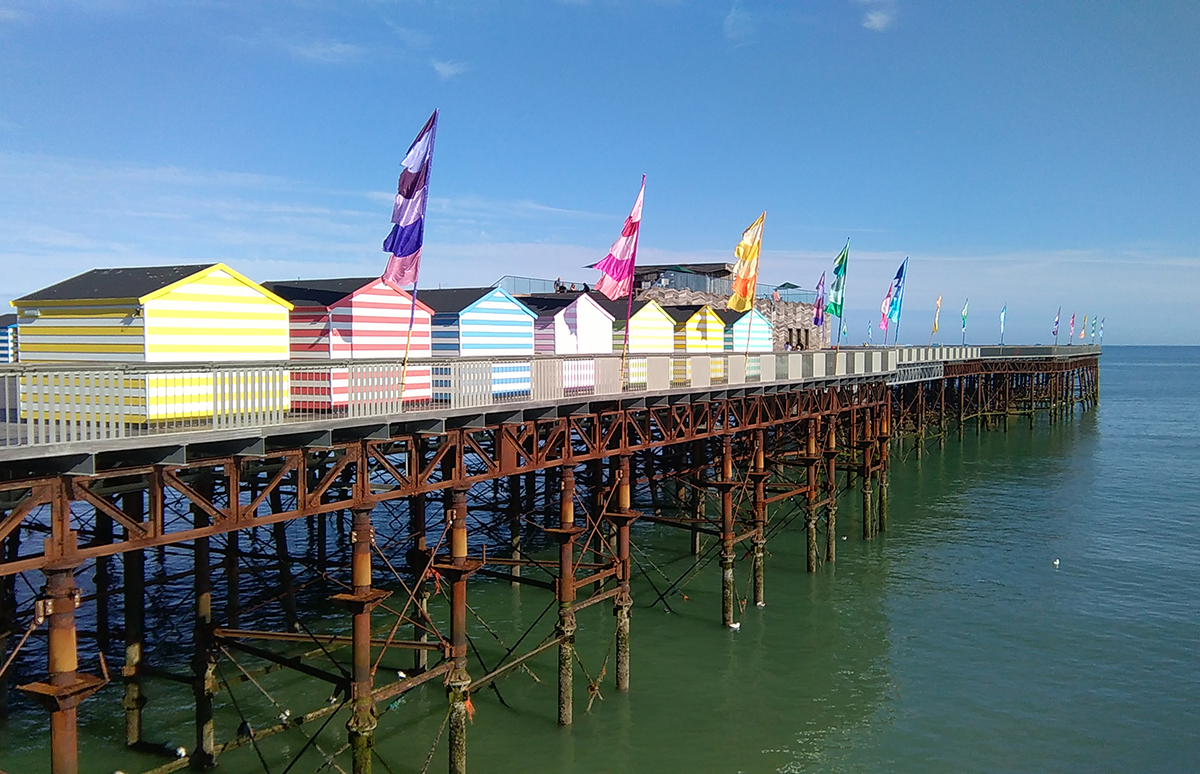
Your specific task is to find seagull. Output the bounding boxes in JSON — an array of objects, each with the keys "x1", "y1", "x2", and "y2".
[
  {"x1": 729, "y1": 622, "x2": 741, "y2": 631},
  {"x1": 756, "y1": 601, "x2": 766, "y2": 609},
  {"x1": 175, "y1": 747, "x2": 188, "y2": 759},
  {"x1": 1053, "y1": 558, "x2": 1060, "y2": 568},
  {"x1": 398, "y1": 670, "x2": 408, "y2": 680}
]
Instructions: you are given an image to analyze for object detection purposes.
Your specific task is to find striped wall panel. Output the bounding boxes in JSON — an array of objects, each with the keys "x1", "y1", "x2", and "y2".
[
  {"x1": 17, "y1": 309, "x2": 146, "y2": 363},
  {"x1": 1, "y1": 324, "x2": 17, "y2": 363},
  {"x1": 143, "y1": 268, "x2": 290, "y2": 363},
  {"x1": 673, "y1": 306, "x2": 725, "y2": 381}
]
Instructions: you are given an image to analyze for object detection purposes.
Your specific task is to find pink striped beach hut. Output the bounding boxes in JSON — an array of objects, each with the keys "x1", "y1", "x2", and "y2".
[{"x1": 264, "y1": 277, "x2": 433, "y2": 409}]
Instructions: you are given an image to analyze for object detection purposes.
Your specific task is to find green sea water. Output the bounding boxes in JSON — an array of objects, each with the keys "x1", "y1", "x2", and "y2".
[{"x1": 3, "y1": 346, "x2": 1199, "y2": 773}]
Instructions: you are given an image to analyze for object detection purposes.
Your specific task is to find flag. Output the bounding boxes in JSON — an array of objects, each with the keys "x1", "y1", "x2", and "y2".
[
  {"x1": 1100, "y1": 318, "x2": 1104, "y2": 341},
  {"x1": 813, "y1": 272, "x2": 826, "y2": 329},
  {"x1": 932, "y1": 295, "x2": 942, "y2": 335},
  {"x1": 961, "y1": 299, "x2": 969, "y2": 331},
  {"x1": 1053, "y1": 307, "x2": 1060, "y2": 337},
  {"x1": 887, "y1": 257, "x2": 908, "y2": 322},
  {"x1": 825, "y1": 240, "x2": 849, "y2": 318},
  {"x1": 879, "y1": 283, "x2": 893, "y2": 331},
  {"x1": 728, "y1": 212, "x2": 765, "y2": 312},
  {"x1": 1069, "y1": 312, "x2": 1075, "y2": 339},
  {"x1": 1000, "y1": 305, "x2": 1006, "y2": 337},
  {"x1": 1080, "y1": 315, "x2": 1087, "y2": 339},
  {"x1": 1090, "y1": 316, "x2": 1096, "y2": 339},
  {"x1": 593, "y1": 176, "x2": 645, "y2": 300},
  {"x1": 382, "y1": 110, "x2": 438, "y2": 288}
]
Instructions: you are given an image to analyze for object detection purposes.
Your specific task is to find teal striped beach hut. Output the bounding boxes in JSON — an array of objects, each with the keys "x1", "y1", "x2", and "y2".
[
  {"x1": 421, "y1": 287, "x2": 538, "y2": 398},
  {"x1": 718, "y1": 308, "x2": 773, "y2": 352}
]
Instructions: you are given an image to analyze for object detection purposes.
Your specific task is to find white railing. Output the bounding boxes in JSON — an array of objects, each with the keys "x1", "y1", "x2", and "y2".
[{"x1": 0, "y1": 345, "x2": 1098, "y2": 450}]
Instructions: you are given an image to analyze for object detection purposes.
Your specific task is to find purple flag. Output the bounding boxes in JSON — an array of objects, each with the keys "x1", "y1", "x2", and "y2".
[
  {"x1": 813, "y1": 272, "x2": 826, "y2": 329},
  {"x1": 382, "y1": 110, "x2": 438, "y2": 288}
]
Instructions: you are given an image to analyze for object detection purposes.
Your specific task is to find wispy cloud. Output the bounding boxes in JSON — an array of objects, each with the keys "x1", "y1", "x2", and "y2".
[
  {"x1": 723, "y1": 3, "x2": 754, "y2": 44},
  {"x1": 856, "y1": 0, "x2": 897, "y2": 32},
  {"x1": 284, "y1": 39, "x2": 365, "y2": 64},
  {"x1": 0, "y1": 7, "x2": 24, "y2": 22},
  {"x1": 386, "y1": 23, "x2": 432, "y2": 50},
  {"x1": 231, "y1": 32, "x2": 366, "y2": 65},
  {"x1": 862, "y1": 10, "x2": 894, "y2": 31},
  {"x1": 431, "y1": 59, "x2": 469, "y2": 79}
]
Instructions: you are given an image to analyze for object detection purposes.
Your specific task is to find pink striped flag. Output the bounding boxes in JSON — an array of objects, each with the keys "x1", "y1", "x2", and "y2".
[{"x1": 594, "y1": 176, "x2": 645, "y2": 300}]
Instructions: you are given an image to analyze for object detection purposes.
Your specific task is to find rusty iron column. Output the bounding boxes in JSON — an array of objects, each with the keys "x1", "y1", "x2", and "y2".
[
  {"x1": 18, "y1": 517, "x2": 101, "y2": 774},
  {"x1": 609, "y1": 454, "x2": 636, "y2": 690},
  {"x1": 409, "y1": 492, "x2": 430, "y2": 672},
  {"x1": 508, "y1": 475, "x2": 522, "y2": 586},
  {"x1": 719, "y1": 436, "x2": 737, "y2": 627},
  {"x1": 554, "y1": 466, "x2": 579, "y2": 725},
  {"x1": 121, "y1": 491, "x2": 146, "y2": 748},
  {"x1": 805, "y1": 419, "x2": 819, "y2": 573},
  {"x1": 335, "y1": 506, "x2": 389, "y2": 774},
  {"x1": 879, "y1": 399, "x2": 891, "y2": 532},
  {"x1": 750, "y1": 429, "x2": 768, "y2": 608},
  {"x1": 270, "y1": 489, "x2": 298, "y2": 632},
  {"x1": 824, "y1": 416, "x2": 838, "y2": 563},
  {"x1": 191, "y1": 484, "x2": 217, "y2": 770},
  {"x1": 861, "y1": 408, "x2": 874, "y2": 541},
  {"x1": 690, "y1": 439, "x2": 705, "y2": 556},
  {"x1": 43, "y1": 564, "x2": 82, "y2": 774},
  {"x1": 446, "y1": 487, "x2": 473, "y2": 774},
  {"x1": 94, "y1": 512, "x2": 112, "y2": 656}
]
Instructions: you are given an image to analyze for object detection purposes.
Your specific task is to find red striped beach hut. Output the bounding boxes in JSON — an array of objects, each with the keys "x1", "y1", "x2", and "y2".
[{"x1": 264, "y1": 277, "x2": 433, "y2": 409}]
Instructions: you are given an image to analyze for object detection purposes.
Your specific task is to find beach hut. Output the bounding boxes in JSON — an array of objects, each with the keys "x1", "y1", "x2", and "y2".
[
  {"x1": 522, "y1": 293, "x2": 615, "y2": 393},
  {"x1": 523, "y1": 294, "x2": 615, "y2": 355},
  {"x1": 717, "y1": 308, "x2": 773, "y2": 352},
  {"x1": 11, "y1": 263, "x2": 292, "y2": 420},
  {"x1": 664, "y1": 305, "x2": 726, "y2": 382},
  {"x1": 419, "y1": 287, "x2": 538, "y2": 399},
  {"x1": 0, "y1": 314, "x2": 16, "y2": 363},
  {"x1": 263, "y1": 277, "x2": 434, "y2": 410},
  {"x1": 594, "y1": 297, "x2": 675, "y2": 384}
]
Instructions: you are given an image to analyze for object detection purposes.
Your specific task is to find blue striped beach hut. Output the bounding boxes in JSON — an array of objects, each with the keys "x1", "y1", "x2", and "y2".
[
  {"x1": 0, "y1": 314, "x2": 16, "y2": 363},
  {"x1": 420, "y1": 287, "x2": 538, "y2": 398}
]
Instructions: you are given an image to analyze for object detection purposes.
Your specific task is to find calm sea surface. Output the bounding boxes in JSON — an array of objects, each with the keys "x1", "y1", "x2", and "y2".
[{"x1": 3, "y1": 345, "x2": 1199, "y2": 773}]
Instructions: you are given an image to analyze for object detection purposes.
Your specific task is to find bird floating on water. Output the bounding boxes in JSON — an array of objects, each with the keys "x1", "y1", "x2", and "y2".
[
  {"x1": 1053, "y1": 558, "x2": 1060, "y2": 568},
  {"x1": 729, "y1": 622, "x2": 741, "y2": 631}
]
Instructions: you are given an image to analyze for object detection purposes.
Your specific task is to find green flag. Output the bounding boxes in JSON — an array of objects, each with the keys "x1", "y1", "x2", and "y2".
[
  {"x1": 961, "y1": 298, "x2": 969, "y2": 331},
  {"x1": 824, "y1": 240, "x2": 849, "y2": 318}
]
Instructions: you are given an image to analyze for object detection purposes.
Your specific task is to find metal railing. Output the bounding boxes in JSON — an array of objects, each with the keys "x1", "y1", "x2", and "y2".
[{"x1": 0, "y1": 345, "x2": 1096, "y2": 450}]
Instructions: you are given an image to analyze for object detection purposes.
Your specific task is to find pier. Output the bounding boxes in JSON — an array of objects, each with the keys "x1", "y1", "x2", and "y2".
[{"x1": 0, "y1": 344, "x2": 1100, "y2": 773}]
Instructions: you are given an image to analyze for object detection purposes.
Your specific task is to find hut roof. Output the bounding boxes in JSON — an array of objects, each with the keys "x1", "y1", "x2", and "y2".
[
  {"x1": 15, "y1": 264, "x2": 215, "y2": 303},
  {"x1": 661, "y1": 305, "x2": 709, "y2": 324},
  {"x1": 0, "y1": 314, "x2": 17, "y2": 327},
  {"x1": 263, "y1": 277, "x2": 380, "y2": 307},
  {"x1": 714, "y1": 309, "x2": 749, "y2": 325}
]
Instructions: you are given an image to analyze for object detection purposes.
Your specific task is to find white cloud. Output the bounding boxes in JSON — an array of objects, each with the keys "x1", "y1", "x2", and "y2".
[
  {"x1": 431, "y1": 59, "x2": 469, "y2": 79},
  {"x1": 284, "y1": 39, "x2": 365, "y2": 64},
  {"x1": 723, "y1": 3, "x2": 754, "y2": 44},
  {"x1": 0, "y1": 7, "x2": 24, "y2": 22},
  {"x1": 862, "y1": 9, "x2": 894, "y2": 31},
  {"x1": 386, "y1": 23, "x2": 432, "y2": 50}
]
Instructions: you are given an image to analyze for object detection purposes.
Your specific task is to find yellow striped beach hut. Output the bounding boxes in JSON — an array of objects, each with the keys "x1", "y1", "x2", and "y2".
[
  {"x1": 665, "y1": 305, "x2": 726, "y2": 382},
  {"x1": 12, "y1": 263, "x2": 292, "y2": 421},
  {"x1": 595, "y1": 297, "x2": 675, "y2": 384}
]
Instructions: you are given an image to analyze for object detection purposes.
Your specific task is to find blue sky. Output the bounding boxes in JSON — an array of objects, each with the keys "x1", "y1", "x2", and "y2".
[{"x1": 1, "y1": 1, "x2": 1197, "y2": 344}]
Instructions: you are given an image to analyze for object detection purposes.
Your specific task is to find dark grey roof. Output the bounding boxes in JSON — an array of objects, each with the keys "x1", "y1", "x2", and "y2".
[
  {"x1": 662, "y1": 305, "x2": 706, "y2": 324},
  {"x1": 15, "y1": 265, "x2": 217, "y2": 303},
  {"x1": 0, "y1": 314, "x2": 17, "y2": 327},
  {"x1": 416, "y1": 287, "x2": 496, "y2": 313},
  {"x1": 262, "y1": 277, "x2": 379, "y2": 308},
  {"x1": 715, "y1": 309, "x2": 747, "y2": 325},
  {"x1": 588, "y1": 292, "x2": 656, "y2": 322},
  {"x1": 521, "y1": 295, "x2": 576, "y2": 315}
]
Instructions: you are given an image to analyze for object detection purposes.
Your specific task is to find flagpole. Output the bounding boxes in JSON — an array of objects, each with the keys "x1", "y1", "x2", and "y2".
[{"x1": 619, "y1": 175, "x2": 645, "y2": 385}]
